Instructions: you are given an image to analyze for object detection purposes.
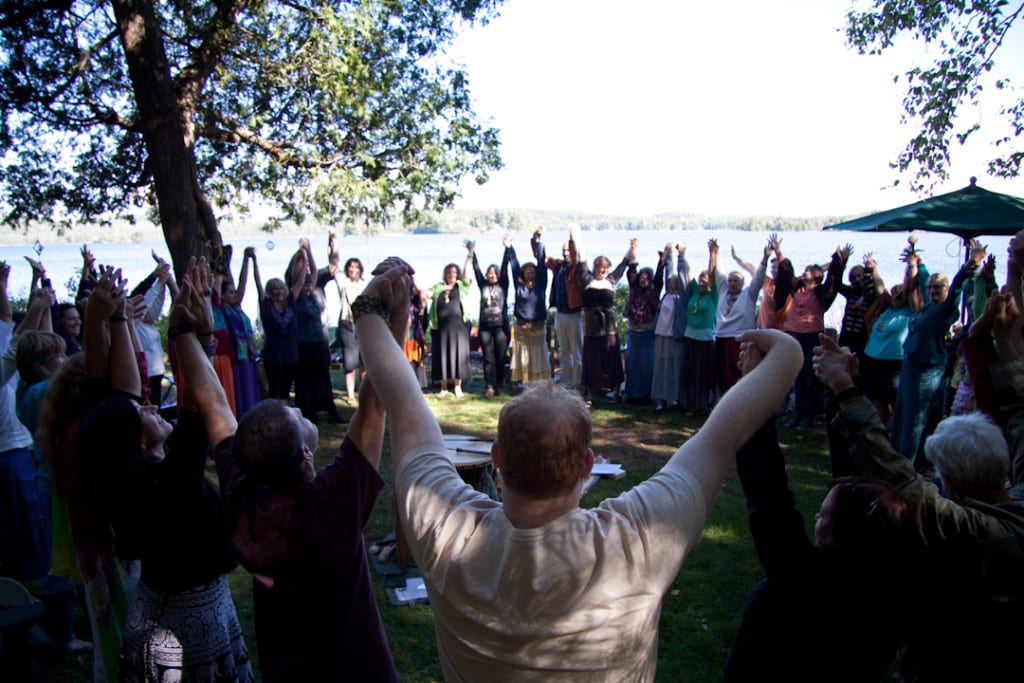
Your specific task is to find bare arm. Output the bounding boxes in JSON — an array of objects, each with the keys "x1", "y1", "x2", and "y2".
[
  {"x1": 15, "y1": 288, "x2": 54, "y2": 335},
  {"x1": 236, "y1": 247, "x2": 253, "y2": 304},
  {"x1": 354, "y1": 261, "x2": 444, "y2": 470},
  {"x1": 731, "y1": 245, "x2": 756, "y2": 277},
  {"x1": 252, "y1": 252, "x2": 265, "y2": 302},
  {"x1": 345, "y1": 376, "x2": 386, "y2": 471},
  {"x1": 171, "y1": 258, "x2": 237, "y2": 446},
  {"x1": 666, "y1": 329, "x2": 802, "y2": 509}
]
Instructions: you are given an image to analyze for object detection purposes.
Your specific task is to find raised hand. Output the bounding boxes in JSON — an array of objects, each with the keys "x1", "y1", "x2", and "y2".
[
  {"x1": 676, "y1": 242, "x2": 686, "y2": 255},
  {"x1": 768, "y1": 233, "x2": 781, "y2": 252},
  {"x1": 837, "y1": 244, "x2": 854, "y2": 262},
  {"x1": 366, "y1": 257, "x2": 415, "y2": 345},
  {"x1": 464, "y1": 239, "x2": 475, "y2": 254},
  {"x1": 244, "y1": 246, "x2": 256, "y2": 259},
  {"x1": 992, "y1": 291, "x2": 1021, "y2": 342},
  {"x1": 82, "y1": 245, "x2": 96, "y2": 269},
  {"x1": 0, "y1": 260, "x2": 9, "y2": 285},
  {"x1": 970, "y1": 240, "x2": 988, "y2": 267},
  {"x1": 169, "y1": 257, "x2": 214, "y2": 334},
  {"x1": 981, "y1": 254, "x2": 996, "y2": 278},
  {"x1": 737, "y1": 338, "x2": 766, "y2": 377},
  {"x1": 708, "y1": 238, "x2": 719, "y2": 254},
  {"x1": 812, "y1": 333, "x2": 858, "y2": 392},
  {"x1": 502, "y1": 232, "x2": 512, "y2": 249},
  {"x1": 1010, "y1": 230, "x2": 1024, "y2": 271},
  {"x1": 88, "y1": 266, "x2": 126, "y2": 320},
  {"x1": 23, "y1": 255, "x2": 45, "y2": 276},
  {"x1": 863, "y1": 252, "x2": 876, "y2": 270}
]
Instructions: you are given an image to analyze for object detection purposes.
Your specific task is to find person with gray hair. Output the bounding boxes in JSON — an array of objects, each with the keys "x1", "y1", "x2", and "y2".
[
  {"x1": 925, "y1": 412, "x2": 1010, "y2": 499},
  {"x1": 814, "y1": 305, "x2": 1024, "y2": 682}
]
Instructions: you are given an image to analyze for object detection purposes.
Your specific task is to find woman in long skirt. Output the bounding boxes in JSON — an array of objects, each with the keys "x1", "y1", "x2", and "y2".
[
  {"x1": 509, "y1": 228, "x2": 550, "y2": 385},
  {"x1": 428, "y1": 253, "x2": 473, "y2": 397},
  {"x1": 580, "y1": 245, "x2": 630, "y2": 407}
]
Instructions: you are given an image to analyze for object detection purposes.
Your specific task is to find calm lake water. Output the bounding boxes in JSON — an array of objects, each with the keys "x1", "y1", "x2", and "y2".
[{"x1": 0, "y1": 228, "x2": 1003, "y2": 333}]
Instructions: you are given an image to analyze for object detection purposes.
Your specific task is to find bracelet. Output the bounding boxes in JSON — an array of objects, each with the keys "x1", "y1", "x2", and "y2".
[
  {"x1": 167, "y1": 323, "x2": 195, "y2": 339},
  {"x1": 109, "y1": 315, "x2": 128, "y2": 323},
  {"x1": 351, "y1": 294, "x2": 389, "y2": 321},
  {"x1": 833, "y1": 386, "x2": 861, "y2": 404}
]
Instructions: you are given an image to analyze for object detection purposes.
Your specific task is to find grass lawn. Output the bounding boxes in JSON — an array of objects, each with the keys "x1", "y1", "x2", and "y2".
[{"x1": 53, "y1": 369, "x2": 833, "y2": 682}]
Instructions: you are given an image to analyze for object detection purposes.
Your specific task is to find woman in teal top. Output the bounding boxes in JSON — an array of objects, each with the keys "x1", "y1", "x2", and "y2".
[
  {"x1": 428, "y1": 251, "x2": 473, "y2": 397},
  {"x1": 680, "y1": 240, "x2": 719, "y2": 416},
  {"x1": 857, "y1": 248, "x2": 927, "y2": 424}
]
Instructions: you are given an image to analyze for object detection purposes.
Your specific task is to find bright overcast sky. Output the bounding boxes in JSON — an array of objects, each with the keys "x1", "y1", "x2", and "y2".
[{"x1": 447, "y1": 0, "x2": 1024, "y2": 218}]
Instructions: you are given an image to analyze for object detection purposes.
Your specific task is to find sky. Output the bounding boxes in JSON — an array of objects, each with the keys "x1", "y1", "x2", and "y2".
[{"x1": 447, "y1": 0, "x2": 1024, "y2": 218}]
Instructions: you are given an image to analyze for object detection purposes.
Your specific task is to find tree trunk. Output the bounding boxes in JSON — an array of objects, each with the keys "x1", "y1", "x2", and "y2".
[{"x1": 109, "y1": 0, "x2": 221, "y2": 281}]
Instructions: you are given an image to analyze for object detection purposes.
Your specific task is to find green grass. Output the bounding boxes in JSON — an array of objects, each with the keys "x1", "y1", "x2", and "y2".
[{"x1": 51, "y1": 369, "x2": 833, "y2": 682}]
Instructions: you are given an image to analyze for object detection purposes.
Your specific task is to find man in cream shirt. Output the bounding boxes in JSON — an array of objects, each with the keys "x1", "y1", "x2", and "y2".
[{"x1": 354, "y1": 258, "x2": 802, "y2": 681}]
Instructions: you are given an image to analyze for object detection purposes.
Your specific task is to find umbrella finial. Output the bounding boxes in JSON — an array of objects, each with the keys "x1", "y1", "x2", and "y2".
[{"x1": 969, "y1": 176, "x2": 977, "y2": 186}]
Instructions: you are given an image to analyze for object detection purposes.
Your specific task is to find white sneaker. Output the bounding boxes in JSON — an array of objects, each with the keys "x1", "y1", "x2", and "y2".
[
  {"x1": 454, "y1": 386, "x2": 464, "y2": 398},
  {"x1": 437, "y1": 389, "x2": 449, "y2": 398}
]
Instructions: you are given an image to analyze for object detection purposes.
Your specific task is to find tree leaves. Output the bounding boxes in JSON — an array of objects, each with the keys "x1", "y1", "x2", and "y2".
[
  {"x1": 1, "y1": 0, "x2": 504, "y2": 232},
  {"x1": 845, "y1": 0, "x2": 1023, "y2": 190}
]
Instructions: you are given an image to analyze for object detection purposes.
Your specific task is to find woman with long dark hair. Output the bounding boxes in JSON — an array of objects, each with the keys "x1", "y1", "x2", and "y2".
[{"x1": 79, "y1": 259, "x2": 252, "y2": 681}]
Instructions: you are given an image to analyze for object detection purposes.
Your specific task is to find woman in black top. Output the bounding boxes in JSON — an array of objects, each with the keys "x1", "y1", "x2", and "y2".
[
  {"x1": 79, "y1": 261, "x2": 252, "y2": 682},
  {"x1": 470, "y1": 235, "x2": 512, "y2": 397}
]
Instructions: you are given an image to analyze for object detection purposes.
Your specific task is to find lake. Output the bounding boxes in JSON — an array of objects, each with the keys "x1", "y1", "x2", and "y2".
[{"x1": 0, "y1": 228, "x2": 1004, "y2": 333}]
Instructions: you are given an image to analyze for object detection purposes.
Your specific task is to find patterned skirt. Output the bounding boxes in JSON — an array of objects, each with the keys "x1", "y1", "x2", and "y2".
[
  {"x1": 120, "y1": 575, "x2": 253, "y2": 682},
  {"x1": 510, "y1": 323, "x2": 551, "y2": 384}
]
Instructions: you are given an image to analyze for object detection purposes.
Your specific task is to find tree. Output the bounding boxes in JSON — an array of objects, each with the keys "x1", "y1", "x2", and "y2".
[
  {"x1": 846, "y1": 0, "x2": 1023, "y2": 191},
  {"x1": 0, "y1": 0, "x2": 503, "y2": 276}
]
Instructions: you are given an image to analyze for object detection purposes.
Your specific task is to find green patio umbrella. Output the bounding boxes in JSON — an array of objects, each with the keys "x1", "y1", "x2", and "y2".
[{"x1": 824, "y1": 177, "x2": 1024, "y2": 242}]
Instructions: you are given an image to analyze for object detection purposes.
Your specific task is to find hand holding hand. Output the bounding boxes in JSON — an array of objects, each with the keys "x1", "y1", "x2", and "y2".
[
  {"x1": 502, "y1": 232, "x2": 512, "y2": 249},
  {"x1": 464, "y1": 239, "x2": 475, "y2": 254},
  {"x1": 970, "y1": 240, "x2": 988, "y2": 267},
  {"x1": 88, "y1": 266, "x2": 126, "y2": 320},
  {"x1": 23, "y1": 255, "x2": 45, "y2": 277},
  {"x1": 366, "y1": 257, "x2": 415, "y2": 345},
  {"x1": 812, "y1": 333, "x2": 858, "y2": 393},
  {"x1": 676, "y1": 242, "x2": 686, "y2": 255},
  {"x1": 128, "y1": 294, "x2": 147, "y2": 321},
  {"x1": 169, "y1": 258, "x2": 214, "y2": 333},
  {"x1": 982, "y1": 254, "x2": 996, "y2": 278},
  {"x1": 992, "y1": 291, "x2": 1021, "y2": 342},
  {"x1": 244, "y1": 246, "x2": 256, "y2": 259},
  {"x1": 737, "y1": 338, "x2": 766, "y2": 377},
  {"x1": 1009, "y1": 230, "x2": 1024, "y2": 271}
]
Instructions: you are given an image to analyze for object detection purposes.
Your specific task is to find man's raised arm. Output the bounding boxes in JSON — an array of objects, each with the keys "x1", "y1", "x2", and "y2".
[
  {"x1": 668, "y1": 329, "x2": 802, "y2": 508},
  {"x1": 353, "y1": 260, "x2": 444, "y2": 469}
]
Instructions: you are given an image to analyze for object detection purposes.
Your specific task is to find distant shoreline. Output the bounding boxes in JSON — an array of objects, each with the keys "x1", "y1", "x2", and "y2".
[{"x1": 0, "y1": 208, "x2": 855, "y2": 247}]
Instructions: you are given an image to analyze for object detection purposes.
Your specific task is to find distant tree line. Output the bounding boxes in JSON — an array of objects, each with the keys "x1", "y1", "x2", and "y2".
[{"x1": 0, "y1": 207, "x2": 855, "y2": 246}]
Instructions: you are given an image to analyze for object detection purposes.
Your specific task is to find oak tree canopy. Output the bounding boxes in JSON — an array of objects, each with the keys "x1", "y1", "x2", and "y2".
[
  {"x1": 846, "y1": 0, "x2": 1023, "y2": 191},
  {"x1": 1, "y1": 0, "x2": 503, "y2": 275}
]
